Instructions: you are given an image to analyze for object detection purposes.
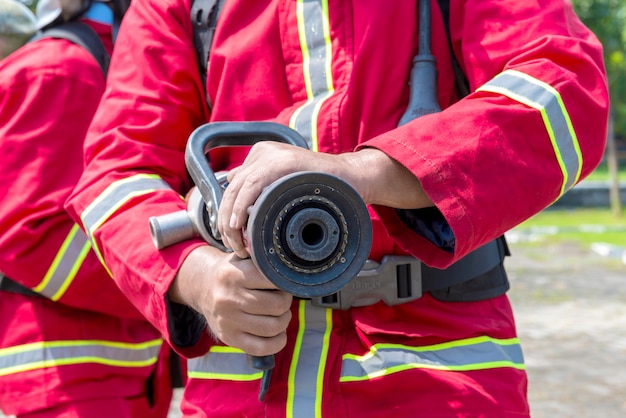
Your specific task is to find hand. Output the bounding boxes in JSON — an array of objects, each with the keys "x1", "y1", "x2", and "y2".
[
  {"x1": 169, "y1": 245, "x2": 293, "y2": 357},
  {"x1": 217, "y1": 141, "x2": 434, "y2": 258},
  {"x1": 218, "y1": 141, "x2": 335, "y2": 258}
]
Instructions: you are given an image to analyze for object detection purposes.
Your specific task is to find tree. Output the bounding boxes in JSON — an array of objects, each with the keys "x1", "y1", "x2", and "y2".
[
  {"x1": 573, "y1": 0, "x2": 626, "y2": 139},
  {"x1": 572, "y1": 1, "x2": 625, "y2": 214}
]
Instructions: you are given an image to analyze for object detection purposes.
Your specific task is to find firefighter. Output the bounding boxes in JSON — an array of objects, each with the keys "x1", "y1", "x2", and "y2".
[
  {"x1": 66, "y1": 0, "x2": 609, "y2": 416},
  {"x1": 0, "y1": 1, "x2": 175, "y2": 417}
]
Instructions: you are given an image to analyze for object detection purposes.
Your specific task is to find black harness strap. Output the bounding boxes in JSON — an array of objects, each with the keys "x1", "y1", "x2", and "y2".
[
  {"x1": 33, "y1": 21, "x2": 110, "y2": 76},
  {"x1": 191, "y1": 0, "x2": 225, "y2": 107},
  {"x1": 0, "y1": 273, "x2": 44, "y2": 298},
  {"x1": 436, "y1": 0, "x2": 470, "y2": 98}
]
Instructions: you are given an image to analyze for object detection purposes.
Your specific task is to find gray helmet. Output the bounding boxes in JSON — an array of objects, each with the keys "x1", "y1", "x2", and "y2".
[
  {"x1": 35, "y1": 0, "x2": 63, "y2": 30},
  {"x1": 0, "y1": 0, "x2": 37, "y2": 59},
  {"x1": 36, "y1": 0, "x2": 131, "y2": 31}
]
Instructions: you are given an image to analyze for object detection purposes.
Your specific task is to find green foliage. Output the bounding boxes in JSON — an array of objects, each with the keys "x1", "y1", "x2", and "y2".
[
  {"x1": 586, "y1": 161, "x2": 626, "y2": 181},
  {"x1": 572, "y1": 0, "x2": 626, "y2": 138},
  {"x1": 515, "y1": 208, "x2": 626, "y2": 247}
]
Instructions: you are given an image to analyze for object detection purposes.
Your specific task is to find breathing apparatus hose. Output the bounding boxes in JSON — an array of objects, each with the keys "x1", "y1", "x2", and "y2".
[{"x1": 397, "y1": 0, "x2": 441, "y2": 126}]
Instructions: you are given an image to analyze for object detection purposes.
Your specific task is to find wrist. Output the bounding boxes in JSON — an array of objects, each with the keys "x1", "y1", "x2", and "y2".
[
  {"x1": 168, "y1": 245, "x2": 211, "y2": 310},
  {"x1": 340, "y1": 148, "x2": 433, "y2": 209}
]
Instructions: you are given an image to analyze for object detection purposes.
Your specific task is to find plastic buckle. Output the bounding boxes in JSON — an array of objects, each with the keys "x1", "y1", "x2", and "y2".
[{"x1": 310, "y1": 255, "x2": 423, "y2": 310}]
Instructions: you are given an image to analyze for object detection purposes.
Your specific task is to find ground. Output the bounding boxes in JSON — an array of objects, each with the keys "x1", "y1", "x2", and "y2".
[
  {"x1": 504, "y1": 236, "x2": 626, "y2": 417},
  {"x1": 3, "y1": 237, "x2": 625, "y2": 417}
]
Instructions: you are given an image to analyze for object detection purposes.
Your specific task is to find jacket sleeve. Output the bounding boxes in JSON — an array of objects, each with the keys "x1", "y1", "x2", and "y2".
[
  {"x1": 0, "y1": 39, "x2": 146, "y2": 320},
  {"x1": 360, "y1": 0, "x2": 609, "y2": 268},
  {"x1": 65, "y1": 0, "x2": 213, "y2": 357}
]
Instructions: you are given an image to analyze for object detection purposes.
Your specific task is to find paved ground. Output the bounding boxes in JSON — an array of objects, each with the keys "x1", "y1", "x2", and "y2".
[
  {"x1": 3, "y1": 235, "x2": 625, "y2": 417},
  {"x1": 504, "y1": 236, "x2": 626, "y2": 417}
]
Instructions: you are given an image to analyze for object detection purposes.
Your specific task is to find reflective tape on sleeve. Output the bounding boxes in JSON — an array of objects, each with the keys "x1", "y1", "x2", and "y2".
[
  {"x1": 340, "y1": 336, "x2": 525, "y2": 382},
  {"x1": 477, "y1": 69, "x2": 582, "y2": 195},
  {"x1": 0, "y1": 338, "x2": 163, "y2": 377},
  {"x1": 32, "y1": 223, "x2": 91, "y2": 300},
  {"x1": 80, "y1": 174, "x2": 175, "y2": 271},
  {"x1": 187, "y1": 346, "x2": 262, "y2": 381}
]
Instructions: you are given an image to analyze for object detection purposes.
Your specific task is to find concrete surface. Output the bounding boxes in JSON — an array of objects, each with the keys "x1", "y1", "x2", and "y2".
[{"x1": 505, "y1": 237, "x2": 626, "y2": 417}]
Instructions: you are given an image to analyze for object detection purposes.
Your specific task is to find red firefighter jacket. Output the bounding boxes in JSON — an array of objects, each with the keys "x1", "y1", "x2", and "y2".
[
  {"x1": 0, "y1": 20, "x2": 167, "y2": 416},
  {"x1": 65, "y1": 0, "x2": 608, "y2": 416},
  {"x1": 0, "y1": 20, "x2": 143, "y2": 319}
]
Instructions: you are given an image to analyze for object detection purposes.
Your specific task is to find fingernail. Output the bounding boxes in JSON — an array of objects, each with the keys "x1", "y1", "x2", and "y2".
[{"x1": 229, "y1": 213, "x2": 237, "y2": 228}]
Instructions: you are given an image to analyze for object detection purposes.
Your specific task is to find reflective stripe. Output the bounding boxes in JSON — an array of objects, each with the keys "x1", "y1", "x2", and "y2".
[
  {"x1": 187, "y1": 346, "x2": 262, "y2": 381},
  {"x1": 287, "y1": 300, "x2": 331, "y2": 418},
  {"x1": 80, "y1": 174, "x2": 173, "y2": 271},
  {"x1": 340, "y1": 336, "x2": 525, "y2": 382},
  {"x1": 477, "y1": 69, "x2": 582, "y2": 195},
  {"x1": 289, "y1": 0, "x2": 334, "y2": 151},
  {"x1": 32, "y1": 224, "x2": 91, "y2": 300},
  {"x1": 185, "y1": 301, "x2": 331, "y2": 417},
  {"x1": 0, "y1": 338, "x2": 163, "y2": 377}
]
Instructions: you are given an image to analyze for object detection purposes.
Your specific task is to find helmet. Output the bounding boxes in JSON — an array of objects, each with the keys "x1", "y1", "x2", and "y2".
[
  {"x1": 36, "y1": 0, "x2": 90, "y2": 30},
  {"x1": 36, "y1": 0, "x2": 130, "y2": 31},
  {"x1": 0, "y1": 0, "x2": 37, "y2": 59}
]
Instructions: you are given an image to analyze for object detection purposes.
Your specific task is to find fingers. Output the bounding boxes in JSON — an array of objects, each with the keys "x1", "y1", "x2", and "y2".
[
  {"x1": 218, "y1": 142, "x2": 301, "y2": 254},
  {"x1": 191, "y1": 252, "x2": 294, "y2": 356},
  {"x1": 218, "y1": 307, "x2": 293, "y2": 357},
  {"x1": 219, "y1": 166, "x2": 268, "y2": 256},
  {"x1": 210, "y1": 289, "x2": 293, "y2": 357}
]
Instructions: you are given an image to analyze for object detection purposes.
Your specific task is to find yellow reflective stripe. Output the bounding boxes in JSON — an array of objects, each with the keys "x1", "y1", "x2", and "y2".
[
  {"x1": 31, "y1": 224, "x2": 91, "y2": 300},
  {"x1": 80, "y1": 174, "x2": 173, "y2": 274},
  {"x1": 186, "y1": 346, "x2": 263, "y2": 381},
  {"x1": 477, "y1": 69, "x2": 582, "y2": 195},
  {"x1": 82, "y1": 174, "x2": 164, "y2": 233},
  {"x1": 296, "y1": 0, "x2": 313, "y2": 101},
  {"x1": 290, "y1": 0, "x2": 334, "y2": 152},
  {"x1": 340, "y1": 335, "x2": 525, "y2": 382},
  {"x1": 315, "y1": 308, "x2": 332, "y2": 416},
  {"x1": 286, "y1": 300, "x2": 330, "y2": 418},
  {"x1": 50, "y1": 240, "x2": 90, "y2": 300},
  {"x1": 0, "y1": 338, "x2": 163, "y2": 377},
  {"x1": 287, "y1": 301, "x2": 307, "y2": 413}
]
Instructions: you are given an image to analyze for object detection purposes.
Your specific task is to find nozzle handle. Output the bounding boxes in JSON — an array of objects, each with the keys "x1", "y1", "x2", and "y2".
[{"x1": 185, "y1": 122, "x2": 309, "y2": 229}]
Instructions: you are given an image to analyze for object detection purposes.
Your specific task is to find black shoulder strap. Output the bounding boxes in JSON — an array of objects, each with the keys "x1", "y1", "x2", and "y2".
[
  {"x1": 436, "y1": 0, "x2": 470, "y2": 98},
  {"x1": 191, "y1": 0, "x2": 225, "y2": 107},
  {"x1": 34, "y1": 21, "x2": 110, "y2": 76}
]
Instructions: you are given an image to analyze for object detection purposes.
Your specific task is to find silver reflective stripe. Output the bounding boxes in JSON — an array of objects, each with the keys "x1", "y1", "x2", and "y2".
[
  {"x1": 0, "y1": 339, "x2": 163, "y2": 377},
  {"x1": 80, "y1": 174, "x2": 174, "y2": 271},
  {"x1": 340, "y1": 336, "x2": 525, "y2": 382},
  {"x1": 289, "y1": 0, "x2": 334, "y2": 151},
  {"x1": 477, "y1": 69, "x2": 582, "y2": 194},
  {"x1": 187, "y1": 346, "x2": 262, "y2": 381},
  {"x1": 32, "y1": 224, "x2": 91, "y2": 300},
  {"x1": 286, "y1": 300, "x2": 331, "y2": 418}
]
